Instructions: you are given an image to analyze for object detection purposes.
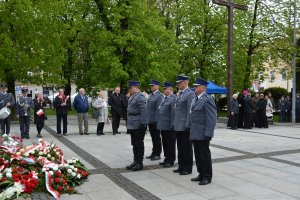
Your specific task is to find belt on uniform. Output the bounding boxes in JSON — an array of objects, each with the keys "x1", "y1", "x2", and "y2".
[{"x1": 128, "y1": 113, "x2": 140, "y2": 116}]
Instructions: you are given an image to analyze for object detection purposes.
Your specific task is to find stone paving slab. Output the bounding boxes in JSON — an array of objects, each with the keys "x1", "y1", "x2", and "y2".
[
  {"x1": 212, "y1": 127, "x2": 300, "y2": 154},
  {"x1": 4, "y1": 116, "x2": 300, "y2": 200},
  {"x1": 273, "y1": 153, "x2": 300, "y2": 164},
  {"x1": 59, "y1": 174, "x2": 135, "y2": 200}
]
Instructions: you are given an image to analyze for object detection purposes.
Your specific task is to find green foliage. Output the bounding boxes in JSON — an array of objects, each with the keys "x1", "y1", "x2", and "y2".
[
  {"x1": 0, "y1": 0, "x2": 298, "y2": 94},
  {"x1": 263, "y1": 87, "x2": 288, "y2": 102}
]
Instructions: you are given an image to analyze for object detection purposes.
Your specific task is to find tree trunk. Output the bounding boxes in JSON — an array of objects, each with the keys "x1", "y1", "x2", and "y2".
[
  {"x1": 244, "y1": 0, "x2": 259, "y2": 89},
  {"x1": 4, "y1": 68, "x2": 18, "y2": 121}
]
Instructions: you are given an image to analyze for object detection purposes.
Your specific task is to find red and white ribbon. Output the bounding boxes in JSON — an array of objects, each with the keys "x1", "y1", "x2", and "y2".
[{"x1": 45, "y1": 171, "x2": 60, "y2": 199}]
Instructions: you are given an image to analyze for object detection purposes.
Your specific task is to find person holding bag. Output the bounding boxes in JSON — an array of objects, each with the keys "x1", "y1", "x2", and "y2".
[
  {"x1": 92, "y1": 92, "x2": 109, "y2": 136},
  {"x1": 33, "y1": 92, "x2": 47, "y2": 138},
  {"x1": 53, "y1": 89, "x2": 70, "y2": 136}
]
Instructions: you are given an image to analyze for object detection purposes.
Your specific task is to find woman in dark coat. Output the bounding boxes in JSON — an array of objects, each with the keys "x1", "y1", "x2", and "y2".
[{"x1": 33, "y1": 92, "x2": 47, "y2": 138}]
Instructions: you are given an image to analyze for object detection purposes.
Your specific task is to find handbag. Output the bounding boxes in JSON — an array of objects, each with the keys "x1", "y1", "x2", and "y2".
[{"x1": 93, "y1": 108, "x2": 100, "y2": 119}]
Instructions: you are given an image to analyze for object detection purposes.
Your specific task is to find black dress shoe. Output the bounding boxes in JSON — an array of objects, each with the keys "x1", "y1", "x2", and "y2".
[
  {"x1": 173, "y1": 168, "x2": 182, "y2": 173},
  {"x1": 101, "y1": 133, "x2": 105, "y2": 135},
  {"x1": 150, "y1": 156, "x2": 161, "y2": 161},
  {"x1": 199, "y1": 179, "x2": 211, "y2": 185},
  {"x1": 179, "y1": 171, "x2": 192, "y2": 175},
  {"x1": 80, "y1": 132, "x2": 83, "y2": 135},
  {"x1": 191, "y1": 175, "x2": 202, "y2": 182},
  {"x1": 146, "y1": 154, "x2": 154, "y2": 159},
  {"x1": 126, "y1": 161, "x2": 137, "y2": 170},
  {"x1": 26, "y1": 136, "x2": 30, "y2": 139},
  {"x1": 159, "y1": 162, "x2": 166, "y2": 166},
  {"x1": 163, "y1": 163, "x2": 174, "y2": 168},
  {"x1": 132, "y1": 163, "x2": 143, "y2": 171},
  {"x1": 84, "y1": 132, "x2": 89, "y2": 135}
]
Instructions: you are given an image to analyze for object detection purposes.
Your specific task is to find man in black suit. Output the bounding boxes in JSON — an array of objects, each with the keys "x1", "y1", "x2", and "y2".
[{"x1": 108, "y1": 86, "x2": 123, "y2": 135}]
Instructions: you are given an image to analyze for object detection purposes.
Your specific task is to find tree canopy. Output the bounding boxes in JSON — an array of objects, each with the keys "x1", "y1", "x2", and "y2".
[{"x1": 0, "y1": 0, "x2": 299, "y2": 93}]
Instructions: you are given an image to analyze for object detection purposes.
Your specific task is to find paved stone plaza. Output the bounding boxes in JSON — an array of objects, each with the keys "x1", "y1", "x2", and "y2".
[{"x1": 10, "y1": 116, "x2": 300, "y2": 200}]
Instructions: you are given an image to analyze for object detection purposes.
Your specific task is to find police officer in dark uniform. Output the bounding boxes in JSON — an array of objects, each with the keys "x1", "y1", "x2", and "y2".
[
  {"x1": 146, "y1": 80, "x2": 163, "y2": 161},
  {"x1": 0, "y1": 83, "x2": 15, "y2": 135},
  {"x1": 173, "y1": 75, "x2": 194, "y2": 175},
  {"x1": 17, "y1": 89, "x2": 34, "y2": 139},
  {"x1": 156, "y1": 82, "x2": 176, "y2": 167},
  {"x1": 189, "y1": 78, "x2": 217, "y2": 185},
  {"x1": 126, "y1": 81, "x2": 147, "y2": 171}
]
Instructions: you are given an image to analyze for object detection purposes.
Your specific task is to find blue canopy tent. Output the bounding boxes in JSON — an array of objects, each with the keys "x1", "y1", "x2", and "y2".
[{"x1": 206, "y1": 81, "x2": 227, "y2": 94}]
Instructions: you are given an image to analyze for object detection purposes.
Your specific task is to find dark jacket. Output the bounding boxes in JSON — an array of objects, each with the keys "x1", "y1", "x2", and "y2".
[
  {"x1": 244, "y1": 97, "x2": 254, "y2": 114},
  {"x1": 257, "y1": 99, "x2": 267, "y2": 113},
  {"x1": 285, "y1": 98, "x2": 292, "y2": 111},
  {"x1": 33, "y1": 99, "x2": 47, "y2": 124},
  {"x1": 278, "y1": 99, "x2": 286, "y2": 111},
  {"x1": 73, "y1": 94, "x2": 89, "y2": 113},
  {"x1": 108, "y1": 93, "x2": 123, "y2": 115},
  {"x1": 54, "y1": 95, "x2": 70, "y2": 115},
  {"x1": 229, "y1": 98, "x2": 239, "y2": 114}
]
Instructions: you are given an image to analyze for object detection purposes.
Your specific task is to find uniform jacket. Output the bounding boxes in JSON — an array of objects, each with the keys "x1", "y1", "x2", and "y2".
[
  {"x1": 0, "y1": 93, "x2": 15, "y2": 109},
  {"x1": 173, "y1": 88, "x2": 194, "y2": 131},
  {"x1": 229, "y1": 98, "x2": 239, "y2": 114},
  {"x1": 146, "y1": 90, "x2": 163, "y2": 124},
  {"x1": 156, "y1": 93, "x2": 176, "y2": 131},
  {"x1": 92, "y1": 97, "x2": 108, "y2": 123},
  {"x1": 54, "y1": 95, "x2": 71, "y2": 115},
  {"x1": 127, "y1": 92, "x2": 146, "y2": 130},
  {"x1": 73, "y1": 94, "x2": 89, "y2": 113},
  {"x1": 108, "y1": 93, "x2": 123, "y2": 115},
  {"x1": 17, "y1": 96, "x2": 34, "y2": 116},
  {"x1": 244, "y1": 97, "x2": 254, "y2": 114},
  {"x1": 189, "y1": 93, "x2": 217, "y2": 140}
]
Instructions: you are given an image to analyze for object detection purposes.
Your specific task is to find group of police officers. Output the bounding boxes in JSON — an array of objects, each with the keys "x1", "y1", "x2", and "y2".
[
  {"x1": 0, "y1": 84, "x2": 34, "y2": 139},
  {"x1": 126, "y1": 75, "x2": 217, "y2": 185},
  {"x1": 1, "y1": 75, "x2": 217, "y2": 185}
]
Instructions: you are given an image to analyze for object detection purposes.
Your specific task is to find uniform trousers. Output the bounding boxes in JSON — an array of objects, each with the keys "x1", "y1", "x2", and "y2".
[
  {"x1": 0, "y1": 115, "x2": 11, "y2": 134},
  {"x1": 112, "y1": 111, "x2": 121, "y2": 133},
  {"x1": 19, "y1": 116, "x2": 30, "y2": 138},
  {"x1": 161, "y1": 130, "x2": 176, "y2": 164},
  {"x1": 56, "y1": 114, "x2": 68, "y2": 134},
  {"x1": 192, "y1": 140, "x2": 212, "y2": 181},
  {"x1": 148, "y1": 123, "x2": 162, "y2": 156},
  {"x1": 175, "y1": 130, "x2": 193, "y2": 172},
  {"x1": 128, "y1": 129, "x2": 145, "y2": 164}
]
